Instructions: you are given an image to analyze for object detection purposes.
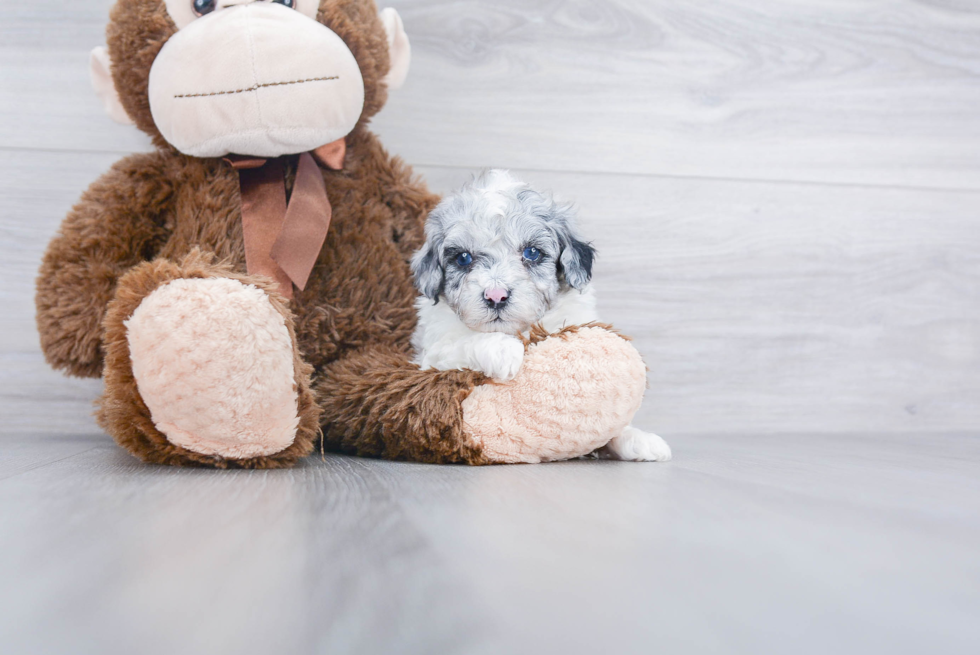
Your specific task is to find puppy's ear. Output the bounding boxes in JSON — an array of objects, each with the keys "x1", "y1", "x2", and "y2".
[
  {"x1": 411, "y1": 240, "x2": 444, "y2": 301},
  {"x1": 559, "y1": 234, "x2": 596, "y2": 290},
  {"x1": 547, "y1": 202, "x2": 596, "y2": 290}
]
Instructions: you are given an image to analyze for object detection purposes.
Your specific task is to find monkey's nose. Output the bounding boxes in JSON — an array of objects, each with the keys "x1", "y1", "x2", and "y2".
[{"x1": 484, "y1": 287, "x2": 509, "y2": 309}]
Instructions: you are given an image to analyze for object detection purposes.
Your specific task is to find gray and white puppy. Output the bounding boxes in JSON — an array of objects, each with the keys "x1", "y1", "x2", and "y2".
[
  {"x1": 412, "y1": 169, "x2": 596, "y2": 338},
  {"x1": 410, "y1": 170, "x2": 671, "y2": 461}
]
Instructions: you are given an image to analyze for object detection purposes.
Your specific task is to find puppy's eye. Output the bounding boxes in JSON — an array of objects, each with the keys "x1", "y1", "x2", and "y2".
[
  {"x1": 456, "y1": 252, "x2": 473, "y2": 267},
  {"x1": 523, "y1": 247, "x2": 541, "y2": 262},
  {"x1": 272, "y1": 0, "x2": 295, "y2": 7},
  {"x1": 192, "y1": 0, "x2": 216, "y2": 16}
]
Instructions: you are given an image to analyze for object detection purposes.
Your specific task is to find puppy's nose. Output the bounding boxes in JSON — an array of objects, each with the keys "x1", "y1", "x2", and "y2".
[{"x1": 484, "y1": 287, "x2": 509, "y2": 308}]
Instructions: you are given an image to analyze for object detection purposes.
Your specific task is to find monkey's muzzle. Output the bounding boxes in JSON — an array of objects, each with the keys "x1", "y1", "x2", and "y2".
[{"x1": 148, "y1": 2, "x2": 365, "y2": 158}]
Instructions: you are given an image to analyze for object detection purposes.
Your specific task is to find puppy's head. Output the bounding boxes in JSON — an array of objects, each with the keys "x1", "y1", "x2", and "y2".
[{"x1": 412, "y1": 170, "x2": 596, "y2": 334}]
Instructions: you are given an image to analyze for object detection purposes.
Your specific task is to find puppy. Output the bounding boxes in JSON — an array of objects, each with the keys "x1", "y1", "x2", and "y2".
[{"x1": 410, "y1": 170, "x2": 670, "y2": 462}]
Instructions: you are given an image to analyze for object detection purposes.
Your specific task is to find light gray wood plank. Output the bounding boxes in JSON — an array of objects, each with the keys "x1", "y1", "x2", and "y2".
[
  {"x1": 0, "y1": 149, "x2": 124, "y2": 354},
  {"x1": 0, "y1": 353, "x2": 104, "y2": 438},
  {"x1": 3, "y1": 150, "x2": 978, "y2": 437},
  {"x1": 0, "y1": 448, "x2": 497, "y2": 655},
  {"x1": 0, "y1": 432, "x2": 100, "y2": 481},
  {"x1": 0, "y1": 434, "x2": 977, "y2": 655},
  {"x1": 375, "y1": 0, "x2": 980, "y2": 189},
  {"x1": 375, "y1": 0, "x2": 980, "y2": 188},
  {"x1": 3, "y1": 1, "x2": 980, "y2": 188},
  {"x1": 0, "y1": 1, "x2": 154, "y2": 156},
  {"x1": 382, "y1": 0, "x2": 980, "y2": 189}
]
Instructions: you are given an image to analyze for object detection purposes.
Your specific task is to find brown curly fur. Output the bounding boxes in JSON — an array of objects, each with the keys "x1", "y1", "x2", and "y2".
[
  {"x1": 315, "y1": 346, "x2": 493, "y2": 464},
  {"x1": 522, "y1": 322, "x2": 625, "y2": 347},
  {"x1": 35, "y1": 0, "x2": 489, "y2": 467}
]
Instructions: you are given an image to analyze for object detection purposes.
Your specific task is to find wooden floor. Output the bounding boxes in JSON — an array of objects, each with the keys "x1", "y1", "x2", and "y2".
[
  {"x1": 1, "y1": 1, "x2": 979, "y2": 653},
  {"x1": 1, "y1": 432, "x2": 978, "y2": 655}
]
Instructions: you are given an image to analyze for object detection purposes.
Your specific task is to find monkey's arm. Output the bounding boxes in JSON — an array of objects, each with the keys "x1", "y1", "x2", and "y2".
[
  {"x1": 35, "y1": 152, "x2": 175, "y2": 378},
  {"x1": 314, "y1": 344, "x2": 492, "y2": 464},
  {"x1": 315, "y1": 325, "x2": 648, "y2": 466}
]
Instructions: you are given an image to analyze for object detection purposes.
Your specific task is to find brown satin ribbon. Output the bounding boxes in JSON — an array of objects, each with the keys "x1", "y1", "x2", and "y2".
[{"x1": 225, "y1": 139, "x2": 345, "y2": 300}]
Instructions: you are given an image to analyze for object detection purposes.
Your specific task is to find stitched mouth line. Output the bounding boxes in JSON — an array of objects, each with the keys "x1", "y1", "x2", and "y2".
[{"x1": 174, "y1": 76, "x2": 339, "y2": 99}]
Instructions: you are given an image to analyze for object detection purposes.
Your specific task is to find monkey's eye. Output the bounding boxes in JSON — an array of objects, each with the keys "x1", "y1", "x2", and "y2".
[
  {"x1": 523, "y1": 247, "x2": 541, "y2": 262},
  {"x1": 456, "y1": 252, "x2": 473, "y2": 267},
  {"x1": 272, "y1": 0, "x2": 295, "y2": 7},
  {"x1": 192, "y1": 0, "x2": 216, "y2": 16}
]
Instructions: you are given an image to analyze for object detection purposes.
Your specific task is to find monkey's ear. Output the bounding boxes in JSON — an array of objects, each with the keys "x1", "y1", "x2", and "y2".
[
  {"x1": 379, "y1": 8, "x2": 411, "y2": 90},
  {"x1": 89, "y1": 46, "x2": 134, "y2": 126}
]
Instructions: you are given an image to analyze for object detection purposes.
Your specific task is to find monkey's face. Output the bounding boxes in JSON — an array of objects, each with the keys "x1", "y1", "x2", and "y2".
[
  {"x1": 93, "y1": 0, "x2": 410, "y2": 158},
  {"x1": 150, "y1": 0, "x2": 365, "y2": 157}
]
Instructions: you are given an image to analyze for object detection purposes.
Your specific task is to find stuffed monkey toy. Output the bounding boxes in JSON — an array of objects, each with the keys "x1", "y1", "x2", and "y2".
[{"x1": 35, "y1": 0, "x2": 648, "y2": 468}]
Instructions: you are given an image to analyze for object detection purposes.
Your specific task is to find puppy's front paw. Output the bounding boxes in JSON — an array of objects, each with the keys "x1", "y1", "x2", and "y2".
[
  {"x1": 601, "y1": 426, "x2": 672, "y2": 462},
  {"x1": 473, "y1": 333, "x2": 525, "y2": 381}
]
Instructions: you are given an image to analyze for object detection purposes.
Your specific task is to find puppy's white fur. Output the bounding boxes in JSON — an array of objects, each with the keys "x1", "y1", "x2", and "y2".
[
  {"x1": 411, "y1": 170, "x2": 670, "y2": 462},
  {"x1": 413, "y1": 285, "x2": 599, "y2": 381}
]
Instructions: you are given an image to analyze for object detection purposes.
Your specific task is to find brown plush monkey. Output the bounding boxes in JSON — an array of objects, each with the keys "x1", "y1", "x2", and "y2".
[{"x1": 35, "y1": 0, "x2": 647, "y2": 469}]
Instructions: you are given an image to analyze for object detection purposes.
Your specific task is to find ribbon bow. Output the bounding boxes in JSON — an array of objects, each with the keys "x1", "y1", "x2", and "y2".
[{"x1": 224, "y1": 139, "x2": 346, "y2": 300}]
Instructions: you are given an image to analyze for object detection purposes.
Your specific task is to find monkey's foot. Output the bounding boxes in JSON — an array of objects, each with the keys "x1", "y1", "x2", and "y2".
[
  {"x1": 461, "y1": 325, "x2": 647, "y2": 463},
  {"x1": 126, "y1": 276, "x2": 300, "y2": 459}
]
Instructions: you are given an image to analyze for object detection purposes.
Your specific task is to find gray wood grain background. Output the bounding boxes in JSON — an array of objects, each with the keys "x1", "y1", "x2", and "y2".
[
  {"x1": 2, "y1": 0, "x2": 977, "y2": 435},
  {"x1": 1, "y1": 2, "x2": 979, "y2": 654}
]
